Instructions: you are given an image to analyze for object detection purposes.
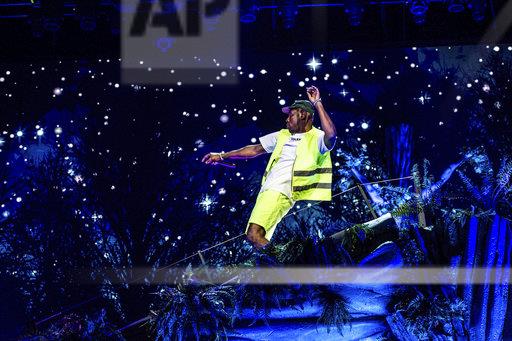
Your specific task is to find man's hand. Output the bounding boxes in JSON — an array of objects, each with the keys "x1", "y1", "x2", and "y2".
[
  {"x1": 306, "y1": 85, "x2": 320, "y2": 102},
  {"x1": 201, "y1": 152, "x2": 223, "y2": 165}
]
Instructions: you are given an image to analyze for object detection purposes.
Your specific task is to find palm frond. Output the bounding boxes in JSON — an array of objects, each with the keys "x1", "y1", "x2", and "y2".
[
  {"x1": 456, "y1": 170, "x2": 484, "y2": 204},
  {"x1": 150, "y1": 283, "x2": 236, "y2": 340},
  {"x1": 423, "y1": 159, "x2": 431, "y2": 189},
  {"x1": 391, "y1": 198, "x2": 424, "y2": 218},
  {"x1": 494, "y1": 157, "x2": 512, "y2": 200},
  {"x1": 315, "y1": 286, "x2": 351, "y2": 335}
]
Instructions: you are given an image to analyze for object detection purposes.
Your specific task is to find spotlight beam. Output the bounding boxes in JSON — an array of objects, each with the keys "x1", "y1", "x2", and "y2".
[{"x1": 480, "y1": 0, "x2": 512, "y2": 43}]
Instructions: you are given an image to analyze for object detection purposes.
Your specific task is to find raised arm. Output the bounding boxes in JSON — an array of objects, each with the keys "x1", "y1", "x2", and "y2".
[
  {"x1": 307, "y1": 86, "x2": 337, "y2": 150},
  {"x1": 201, "y1": 144, "x2": 266, "y2": 165}
]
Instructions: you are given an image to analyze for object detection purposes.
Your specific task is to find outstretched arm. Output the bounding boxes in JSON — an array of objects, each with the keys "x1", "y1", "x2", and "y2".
[
  {"x1": 307, "y1": 86, "x2": 337, "y2": 150},
  {"x1": 201, "y1": 144, "x2": 266, "y2": 165}
]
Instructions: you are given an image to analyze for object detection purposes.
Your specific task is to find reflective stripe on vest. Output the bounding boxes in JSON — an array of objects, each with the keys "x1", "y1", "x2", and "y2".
[
  {"x1": 293, "y1": 168, "x2": 332, "y2": 176},
  {"x1": 293, "y1": 182, "x2": 331, "y2": 192}
]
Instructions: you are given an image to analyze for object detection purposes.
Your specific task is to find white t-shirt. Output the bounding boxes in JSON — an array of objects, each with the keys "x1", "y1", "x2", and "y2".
[{"x1": 259, "y1": 129, "x2": 333, "y2": 199}]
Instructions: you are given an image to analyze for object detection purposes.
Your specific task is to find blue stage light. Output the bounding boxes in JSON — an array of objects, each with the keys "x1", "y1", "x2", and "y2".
[
  {"x1": 345, "y1": 0, "x2": 364, "y2": 27},
  {"x1": 447, "y1": 0, "x2": 465, "y2": 13},
  {"x1": 409, "y1": 0, "x2": 428, "y2": 16},
  {"x1": 240, "y1": 0, "x2": 258, "y2": 23},
  {"x1": 468, "y1": 0, "x2": 486, "y2": 22},
  {"x1": 282, "y1": 0, "x2": 297, "y2": 30},
  {"x1": 413, "y1": 12, "x2": 426, "y2": 25}
]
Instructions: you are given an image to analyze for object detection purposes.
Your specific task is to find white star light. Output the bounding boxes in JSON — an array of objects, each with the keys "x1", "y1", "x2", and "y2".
[
  {"x1": 417, "y1": 92, "x2": 431, "y2": 105},
  {"x1": 199, "y1": 194, "x2": 216, "y2": 213},
  {"x1": 340, "y1": 89, "x2": 349, "y2": 97},
  {"x1": 307, "y1": 57, "x2": 322, "y2": 72}
]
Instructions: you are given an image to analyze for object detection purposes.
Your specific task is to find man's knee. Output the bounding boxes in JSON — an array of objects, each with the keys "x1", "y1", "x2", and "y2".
[
  {"x1": 247, "y1": 223, "x2": 264, "y2": 239},
  {"x1": 246, "y1": 224, "x2": 267, "y2": 245}
]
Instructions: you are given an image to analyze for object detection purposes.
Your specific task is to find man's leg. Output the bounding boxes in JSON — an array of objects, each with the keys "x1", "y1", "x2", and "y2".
[
  {"x1": 245, "y1": 190, "x2": 295, "y2": 249},
  {"x1": 246, "y1": 223, "x2": 269, "y2": 249}
]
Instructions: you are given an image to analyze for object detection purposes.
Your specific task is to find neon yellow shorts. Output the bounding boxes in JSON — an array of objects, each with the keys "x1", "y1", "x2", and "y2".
[{"x1": 246, "y1": 190, "x2": 295, "y2": 241}]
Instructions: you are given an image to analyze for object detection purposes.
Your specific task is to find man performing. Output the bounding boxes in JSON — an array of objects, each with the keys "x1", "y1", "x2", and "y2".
[{"x1": 202, "y1": 86, "x2": 337, "y2": 249}]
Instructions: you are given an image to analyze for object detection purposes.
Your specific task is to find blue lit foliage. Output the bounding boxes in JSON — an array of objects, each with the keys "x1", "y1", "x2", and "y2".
[
  {"x1": 381, "y1": 148, "x2": 512, "y2": 339},
  {"x1": 22, "y1": 309, "x2": 125, "y2": 340},
  {"x1": 455, "y1": 148, "x2": 512, "y2": 215},
  {"x1": 447, "y1": 150, "x2": 512, "y2": 340},
  {"x1": 150, "y1": 282, "x2": 236, "y2": 340},
  {"x1": 388, "y1": 288, "x2": 468, "y2": 339},
  {"x1": 0, "y1": 109, "x2": 129, "y2": 331}
]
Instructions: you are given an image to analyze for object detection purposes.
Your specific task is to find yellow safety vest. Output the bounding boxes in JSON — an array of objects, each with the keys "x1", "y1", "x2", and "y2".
[{"x1": 261, "y1": 127, "x2": 332, "y2": 201}]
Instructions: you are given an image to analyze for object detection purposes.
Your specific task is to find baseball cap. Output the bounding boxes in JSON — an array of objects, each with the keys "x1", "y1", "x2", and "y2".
[{"x1": 282, "y1": 100, "x2": 315, "y2": 116}]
